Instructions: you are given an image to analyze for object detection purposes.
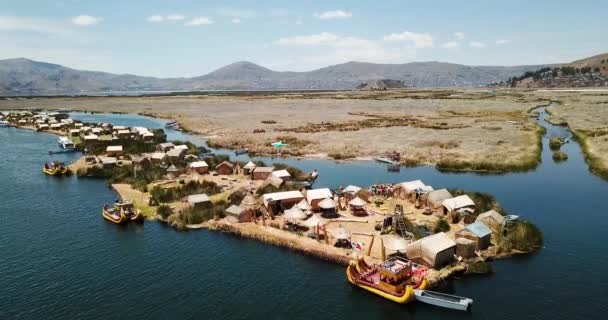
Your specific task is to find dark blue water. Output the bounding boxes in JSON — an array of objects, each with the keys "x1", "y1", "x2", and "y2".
[{"x1": 1, "y1": 109, "x2": 607, "y2": 319}]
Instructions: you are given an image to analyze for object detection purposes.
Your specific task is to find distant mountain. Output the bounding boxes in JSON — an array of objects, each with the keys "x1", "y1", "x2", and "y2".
[
  {"x1": 504, "y1": 53, "x2": 608, "y2": 88},
  {"x1": 0, "y1": 57, "x2": 557, "y2": 95}
]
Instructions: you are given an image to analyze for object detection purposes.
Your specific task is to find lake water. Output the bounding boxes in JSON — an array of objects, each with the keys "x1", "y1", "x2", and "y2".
[{"x1": 1, "y1": 110, "x2": 607, "y2": 319}]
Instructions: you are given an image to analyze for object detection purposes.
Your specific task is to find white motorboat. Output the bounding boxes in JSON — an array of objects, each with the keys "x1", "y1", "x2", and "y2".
[
  {"x1": 414, "y1": 289, "x2": 473, "y2": 311},
  {"x1": 58, "y1": 136, "x2": 75, "y2": 150}
]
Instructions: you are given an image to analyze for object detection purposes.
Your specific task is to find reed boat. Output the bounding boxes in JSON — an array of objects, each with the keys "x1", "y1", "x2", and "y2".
[
  {"x1": 235, "y1": 148, "x2": 249, "y2": 155},
  {"x1": 102, "y1": 201, "x2": 142, "y2": 224},
  {"x1": 0, "y1": 120, "x2": 11, "y2": 127},
  {"x1": 43, "y1": 162, "x2": 68, "y2": 176},
  {"x1": 347, "y1": 256, "x2": 428, "y2": 304}
]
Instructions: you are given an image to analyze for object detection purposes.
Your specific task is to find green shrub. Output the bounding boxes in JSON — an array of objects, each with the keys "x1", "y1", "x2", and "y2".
[
  {"x1": 497, "y1": 221, "x2": 543, "y2": 253},
  {"x1": 549, "y1": 136, "x2": 565, "y2": 150},
  {"x1": 150, "y1": 180, "x2": 222, "y2": 203},
  {"x1": 157, "y1": 205, "x2": 174, "y2": 219},
  {"x1": 552, "y1": 151, "x2": 568, "y2": 162},
  {"x1": 433, "y1": 218, "x2": 450, "y2": 233},
  {"x1": 467, "y1": 261, "x2": 493, "y2": 274}
]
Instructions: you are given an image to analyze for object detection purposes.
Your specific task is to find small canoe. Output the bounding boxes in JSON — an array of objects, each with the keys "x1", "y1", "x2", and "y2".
[
  {"x1": 414, "y1": 289, "x2": 473, "y2": 311},
  {"x1": 235, "y1": 148, "x2": 249, "y2": 155}
]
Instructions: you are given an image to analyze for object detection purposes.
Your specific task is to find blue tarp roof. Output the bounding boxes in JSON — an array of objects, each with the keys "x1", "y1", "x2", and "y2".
[{"x1": 465, "y1": 221, "x2": 492, "y2": 238}]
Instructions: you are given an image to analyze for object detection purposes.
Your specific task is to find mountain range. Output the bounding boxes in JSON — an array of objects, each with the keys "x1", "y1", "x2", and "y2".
[{"x1": 0, "y1": 58, "x2": 560, "y2": 95}]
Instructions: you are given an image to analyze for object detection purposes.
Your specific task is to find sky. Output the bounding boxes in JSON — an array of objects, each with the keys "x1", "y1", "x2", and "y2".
[{"x1": 1, "y1": 0, "x2": 607, "y2": 77}]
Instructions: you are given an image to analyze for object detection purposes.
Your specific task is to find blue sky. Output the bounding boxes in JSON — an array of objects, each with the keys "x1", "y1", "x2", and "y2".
[{"x1": 1, "y1": 0, "x2": 607, "y2": 77}]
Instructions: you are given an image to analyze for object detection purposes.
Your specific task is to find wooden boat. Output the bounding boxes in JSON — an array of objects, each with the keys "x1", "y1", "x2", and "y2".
[
  {"x1": 414, "y1": 289, "x2": 473, "y2": 311},
  {"x1": 347, "y1": 256, "x2": 428, "y2": 304},
  {"x1": 43, "y1": 162, "x2": 68, "y2": 176},
  {"x1": 102, "y1": 201, "x2": 142, "y2": 224}
]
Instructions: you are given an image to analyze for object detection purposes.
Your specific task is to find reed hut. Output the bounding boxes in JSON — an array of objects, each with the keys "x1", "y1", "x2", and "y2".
[
  {"x1": 348, "y1": 196, "x2": 368, "y2": 216},
  {"x1": 225, "y1": 205, "x2": 252, "y2": 223},
  {"x1": 215, "y1": 161, "x2": 235, "y2": 175},
  {"x1": 106, "y1": 145, "x2": 123, "y2": 157},
  {"x1": 305, "y1": 188, "x2": 333, "y2": 211},
  {"x1": 476, "y1": 210, "x2": 506, "y2": 232},
  {"x1": 189, "y1": 161, "x2": 209, "y2": 174},
  {"x1": 342, "y1": 185, "x2": 362, "y2": 201},
  {"x1": 150, "y1": 152, "x2": 167, "y2": 163},
  {"x1": 283, "y1": 206, "x2": 307, "y2": 224},
  {"x1": 187, "y1": 194, "x2": 211, "y2": 209},
  {"x1": 455, "y1": 238, "x2": 476, "y2": 258},
  {"x1": 157, "y1": 142, "x2": 175, "y2": 152},
  {"x1": 166, "y1": 148, "x2": 186, "y2": 161},
  {"x1": 240, "y1": 194, "x2": 260, "y2": 219},
  {"x1": 456, "y1": 222, "x2": 491, "y2": 250},
  {"x1": 252, "y1": 167, "x2": 273, "y2": 180},
  {"x1": 166, "y1": 164, "x2": 179, "y2": 179},
  {"x1": 406, "y1": 232, "x2": 456, "y2": 269},
  {"x1": 442, "y1": 195, "x2": 475, "y2": 216},
  {"x1": 243, "y1": 161, "x2": 257, "y2": 175},
  {"x1": 296, "y1": 199, "x2": 312, "y2": 213},
  {"x1": 425, "y1": 189, "x2": 453, "y2": 212},
  {"x1": 271, "y1": 169, "x2": 292, "y2": 181},
  {"x1": 394, "y1": 180, "x2": 426, "y2": 202},
  {"x1": 262, "y1": 191, "x2": 305, "y2": 215},
  {"x1": 318, "y1": 198, "x2": 338, "y2": 217}
]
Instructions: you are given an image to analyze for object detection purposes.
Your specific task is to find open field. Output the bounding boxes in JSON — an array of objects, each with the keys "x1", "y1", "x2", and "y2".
[
  {"x1": 1, "y1": 89, "x2": 553, "y2": 172},
  {"x1": 542, "y1": 91, "x2": 608, "y2": 178}
]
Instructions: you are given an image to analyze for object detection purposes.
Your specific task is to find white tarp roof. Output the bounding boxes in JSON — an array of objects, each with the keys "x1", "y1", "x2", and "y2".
[
  {"x1": 306, "y1": 188, "x2": 333, "y2": 204},
  {"x1": 476, "y1": 210, "x2": 505, "y2": 226},
  {"x1": 187, "y1": 194, "x2": 210, "y2": 205},
  {"x1": 272, "y1": 169, "x2": 291, "y2": 178},
  {"x1": 343, "y1": 185, "x2": 361, "y2": 194},
  {"x1": 420, "y1": 232, "x2": 456, "y2": 256},
  {"x1": 174, "y1": 144, "x2": 189, "y2": 150},
  {"x1": 189, "y1": 161, "x2": 209, "y2": 168},
  {"x1": 263, "y1": 191, "x2": 304, "y2": 207},
  {"x1": 428, "y1": 189, "x2": 453, "y2": 203},
  {"x1": 83, "y1": 134, "x2": 99, "y2": 140},
  {"x1": 398, "y1": 180, "x2": 426, "y2": 192},
  {"x1": 106, "y1": 146, "x2": 123, "y2": 152},
  {"x1": 442, "y1": 195, "x2": 475, "y2": 212},
  {"x1": 151, "y1": 152, "x2": 166, "y2": 160}
]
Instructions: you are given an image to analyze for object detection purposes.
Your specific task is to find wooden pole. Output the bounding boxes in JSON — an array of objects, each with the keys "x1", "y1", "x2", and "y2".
[{"x1": 380, "y1": 236, "x2": 386, "y2": 261}]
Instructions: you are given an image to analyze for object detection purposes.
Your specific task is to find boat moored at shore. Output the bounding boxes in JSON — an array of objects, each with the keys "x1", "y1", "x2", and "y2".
[
  {"x1": 43, "y1": 162, "x2": 68, "y2": 176},
  {"x1": 102, "y1": 201, "x2": 142, "y2": 224},
  {"x1": 58, "y1": 137, "x2": 75, "y2": 150},
  {"x1": 347, "y1": 257, "x2": 428, "y2": 304}
]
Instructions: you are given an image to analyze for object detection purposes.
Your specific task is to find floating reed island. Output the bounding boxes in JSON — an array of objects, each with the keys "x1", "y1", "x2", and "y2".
[{"x1": 1, "y1": 109, "x2": 544, "y2": 290}]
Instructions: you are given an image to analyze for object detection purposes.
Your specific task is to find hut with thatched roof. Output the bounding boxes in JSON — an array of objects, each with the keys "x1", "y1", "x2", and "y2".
[
  {"x1": 394, "y1": 180, "x2": 426, "y2": 200},
  {"x1": 283, "y1": 206, "x2": 307, "y2": 223},
  {"x1": 225, "y1": 205, "x2": 251, "y2": 223},
  {"x1": 240, "y1": 194, "x2": 260, "y2": 218},
  {"x1": 442, "y1": 195, "x2": 475, "y2": 216},
  {"x1": 166, "y1": 164, "x2": 179, "y2": 178},
  {"x1": 406, "y1": 232, "x2": 456, "y2": 269},
  {"x1": 243, "y1": 161, "x2": 257, "y2": 175},
  {"x1": 215, "y1": 161, "x2": 235, "y2": 175},
  {"x1": 476, "y1": 210, "x2": 506, "y2": 232},
  {"x1": 425, "y1": 189, "x2": 453, "y2": 212},
  {"x1": 253, "y1": 166, "x2": 273, "y2": 180},
  {"x1": 342, "y1": 185, "x2": 362, "y2": 201},
  {"x1": 348, "y1": 196, "x2": 368, "y2": 216},
  {"x1": 318, "y1": 197, "x2": 338, "y2": 218},
  {"x1": 189, "y1": 161, "x2": 209, "y2": 174},
  {"x1": 187, "y1": 194, "x2": 211, "y2": 209},
  {"x1": 305, "y1": 188, "x2": 333, "y2": 211}
]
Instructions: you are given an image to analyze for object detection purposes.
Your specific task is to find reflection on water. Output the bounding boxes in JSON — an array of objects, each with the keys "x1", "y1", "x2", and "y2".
[{"x1": 0, "y1": 109, "x2": 602, "y2": 319}]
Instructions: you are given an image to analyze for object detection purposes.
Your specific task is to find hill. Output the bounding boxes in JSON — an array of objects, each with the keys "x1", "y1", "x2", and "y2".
[
  {"x1": 504, "y1": 53, "x2": 608, "y2": 88},
  {"x1": 0, "y1": 58, "x2": 554, "y2": 95}
]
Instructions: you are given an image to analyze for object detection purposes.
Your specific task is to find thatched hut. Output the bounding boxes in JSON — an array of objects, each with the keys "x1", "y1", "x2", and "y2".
[
  {"x1": 394, "y1": 180, "x2": 426, "y2": 201},
  {"x1": 225, "y1": 205, "x2": 252, "y2": 223},
  {"x1": 252, "y1": 167, "x2": 273, "y2": 180},
  {"x1": 186, "y1": 194, "x2": 211, "y2": 209},
  {"x1": 318, "y1": 197, "x2": 338, "y2": 217},
  {"x1": 442, "y1": 195, "x2": 475, "y2": 216},
  {"x1": 406, "y1": 232, "x2": 456, "y2": 269},
  {"x1": 342, "y1": 185, "x2": 362, "y2": 201},
  {"x1": 305, "y1": 188, "x2": 333, "y2": 211},
  {"x1": 476, "y1": 210, "x2": 506, "y2": 232},
  {"x1": 348, "y1": 196, "x2": 368, "y2": 216},
  {"x1": 456, "y1": 222, "x2": 491, "y2": 250},
  {"x1": 215, "y1": 161, "x2": 235, "y2": 175},
  {"x1": 189, "y1": 161, "x2": 209, "y2": 174},
  {"x1": 425, "y1": 189, "x2": 453, "y2": 212},
  {"x1": 243, "y1": 161, "x2": 257, "y2": 175},
  {"x1": 455, "y1": 238, "x2": 476, "y2": 258}
]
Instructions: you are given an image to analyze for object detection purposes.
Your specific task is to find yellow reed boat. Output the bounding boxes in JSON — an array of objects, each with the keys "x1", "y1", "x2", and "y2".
[
  {"x1": 43, "y1": 162, "x2": 68, "y2": 176},
  {"x1": 347, "y1": 256, "x2": 428, "y2": 304},
  {"x1": 102, "y1": 201, "x2": 142, "y2": 224}
]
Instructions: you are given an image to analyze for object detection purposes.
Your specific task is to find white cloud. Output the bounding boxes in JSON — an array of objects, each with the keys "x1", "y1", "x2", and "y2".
[
  {"x1": 442, "y1": 41, "x2": 460, "y2": 49},
  {"x1": 147, "y1": 15, "x2": 164, "y2": 23},
  {"x1": 0, "y1": 16, "x2": 69, "y2": 35},
  {"x1": 314, "y1": 10, "x2": 352, "y2": 20},
  {"x1": 71, "y1": 15, "x2": 102, "y2": 26},
  {"x1": 185, "y1": 17, "x2": 213, "y2": 26},
  {"x1": 454, "y1": 32, "x2": 465, "y2": 40},
  {"x1": 231, "y1": 18, "x2": 241, "y2": 24},
  {"x1": 383, "y1": 31, "x2": 434, "y2": 48},
  {"x1": 469, "y1": 41, "x2": 486, "y2": 48},
  {"x1": 166, "y1": 14, "x2": 185, "y2": 21},
  {"x1": 496, "y1": 39, "x2": 511, "y2": 45}
]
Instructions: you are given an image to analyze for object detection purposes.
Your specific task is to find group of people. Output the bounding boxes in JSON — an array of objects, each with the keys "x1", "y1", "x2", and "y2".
[{"x1": 369, "y1": 184, "x2": 394, "y2": 198}]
